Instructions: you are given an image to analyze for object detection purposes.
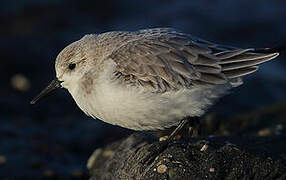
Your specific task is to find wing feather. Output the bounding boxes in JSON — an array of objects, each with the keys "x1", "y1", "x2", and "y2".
[
  {"x1": 223, "y1": 66, "x2": 258, "y2": 79},
  {"x1": 105, "y1": 28, "x2": 279, "y2": 92}
]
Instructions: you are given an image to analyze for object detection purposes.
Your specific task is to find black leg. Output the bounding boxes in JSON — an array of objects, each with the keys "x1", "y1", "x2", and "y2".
[
  {"x1": 141, "y1": 116, "x2": 198, "y2": 165},
  {"x1": 164, "y1": 117, "x2": 190, "y2": 143},
  {"x1": 182, "y1": 116, "x2": 201, "y2": 139}
]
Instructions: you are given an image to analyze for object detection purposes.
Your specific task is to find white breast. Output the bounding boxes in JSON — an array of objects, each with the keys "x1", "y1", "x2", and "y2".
[{"x1": 69, "y1": 61, "x2": 230, "y2": 131}]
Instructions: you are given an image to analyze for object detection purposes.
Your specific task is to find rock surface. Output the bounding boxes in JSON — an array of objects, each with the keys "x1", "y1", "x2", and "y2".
[{"x1": 88, "y1": 134, "x2": 286, "y2": 180}]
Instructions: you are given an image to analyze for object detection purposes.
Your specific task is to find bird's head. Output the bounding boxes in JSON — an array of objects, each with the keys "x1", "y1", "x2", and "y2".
[{"x1": 30, "y1": 34, "x2": 98, "y2": 104}]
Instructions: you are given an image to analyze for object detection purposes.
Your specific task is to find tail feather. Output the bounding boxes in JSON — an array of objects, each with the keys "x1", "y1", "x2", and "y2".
[
  {"x1": 216, "y1": 47, "x2": 281, "y2": 79},
  {"x1": 251, "y1": 46, "x2": 286, "y2": 54},
  {"x1": 214, "y1": 49, "x2": 252, "y2": 59},
  {"x1": 223, "y1": 66, "x2": 258, "y2": 79},
  {"x1": 221, "y1": 53, "x2": 279, "y2": 71},
  {"x1": 219, "y1": 52, "x2": 278, "y2": 64}
]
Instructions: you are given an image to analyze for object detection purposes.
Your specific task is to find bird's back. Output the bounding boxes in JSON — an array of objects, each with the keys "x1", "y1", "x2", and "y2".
[{"x1": 100, "y1": 28, "x2": 280, "y2": 92}]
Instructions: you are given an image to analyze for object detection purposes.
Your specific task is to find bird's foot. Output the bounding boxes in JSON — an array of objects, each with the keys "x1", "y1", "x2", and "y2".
[{"x1": 140, "y1": 117, "x2": 200, "y2": 165}]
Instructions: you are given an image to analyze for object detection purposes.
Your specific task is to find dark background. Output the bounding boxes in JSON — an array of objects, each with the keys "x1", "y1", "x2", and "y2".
[{"x1": 1, "y1": 0, "x2": 286, "y2": 179}]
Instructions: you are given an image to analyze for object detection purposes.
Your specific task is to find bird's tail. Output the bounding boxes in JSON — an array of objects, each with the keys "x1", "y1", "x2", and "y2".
[
  {"x1": 251, "y1": 46, "x2": 286, "y2": 54},
  {"x1": 216, "y1": 46, "x2": 283, "y2": 79}
]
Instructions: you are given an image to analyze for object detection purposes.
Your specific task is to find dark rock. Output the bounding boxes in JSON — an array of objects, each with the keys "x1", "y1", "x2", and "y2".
[{"x1": 88, "y1": 134, "x2": 286, "y2": 180}]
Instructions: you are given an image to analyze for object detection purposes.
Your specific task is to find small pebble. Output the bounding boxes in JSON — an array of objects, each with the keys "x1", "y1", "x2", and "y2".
[
  {"x1": 0, "y1": 156, "x2": 7, "y2": 165},
  {"x1": 209, "y1": 168, "x2": 215, "y2": 172},
  {"x1": 258, "y1": 128, "x2": 271, "y2": 136},
  {"x1": 163, "y1": 158, "x2": 170, "y2": 163},
  {"x1": 157, "y1": 164, "x2": 168, "y2": 174},
  {"x1": 172, "y1": 160, "x2": 181, "y2": 164},
  {"x1": 10, "y1": 73, "x2": 30, "y2": 91},
  {"x1": 87, "y1": 149, "x2": 102, "y2": 170},
  {"x1": 200, "y1": 144, "x2": 208, "y2": 151},
  {"x1": 174, "y1": 134, "x2": 181, "y2": 140},
  {"x1": 167, "y1": 154, "x2": 173, "y2": 158},
  {"x1": 159, "y1": 136, "x2": 168, "y2": 142}
]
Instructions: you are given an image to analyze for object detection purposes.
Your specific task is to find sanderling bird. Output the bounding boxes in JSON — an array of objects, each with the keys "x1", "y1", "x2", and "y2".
[{"x1": 31, "y1": 28, "x2": 283, "y2": 162}]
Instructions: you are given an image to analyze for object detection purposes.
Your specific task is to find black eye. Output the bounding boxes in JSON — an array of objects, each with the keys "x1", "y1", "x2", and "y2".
[{"x1": 68, "y1": 63, "x2": 76, "y2": 70}]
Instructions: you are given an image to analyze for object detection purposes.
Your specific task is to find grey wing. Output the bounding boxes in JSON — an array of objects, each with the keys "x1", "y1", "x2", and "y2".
[{"x1": 107, "y1": 28, "x2": 279, "y2": 92}]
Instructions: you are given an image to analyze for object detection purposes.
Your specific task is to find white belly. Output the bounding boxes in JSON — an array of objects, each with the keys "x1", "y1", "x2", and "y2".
[
  {"x1": 67, "y1": 60, "x2": 230, "y2": 131},
  {"x1": 70, "y1": 75, "x2": 228, "y2": 130}
]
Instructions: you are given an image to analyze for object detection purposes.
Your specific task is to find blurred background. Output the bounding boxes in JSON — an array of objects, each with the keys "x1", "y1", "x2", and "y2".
[{"x1": 1, "y1": 0, "x2": 286, "y2": 179}]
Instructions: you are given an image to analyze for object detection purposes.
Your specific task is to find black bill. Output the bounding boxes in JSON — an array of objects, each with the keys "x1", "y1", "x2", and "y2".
[{"x1": 30, "y1": 79, "x2": 63, "y2": 104}]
